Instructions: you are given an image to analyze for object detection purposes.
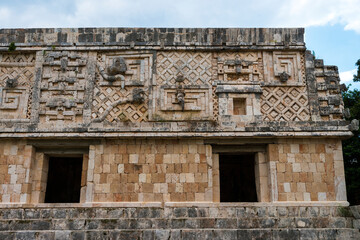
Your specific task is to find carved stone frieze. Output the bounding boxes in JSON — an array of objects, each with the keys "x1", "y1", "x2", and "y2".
[
  {"x1": 261, "y1": 86, "x2": 310, "y2": 121},
  {"x1": 92, "y1": 52, "x2": 151, "y2": 123},
  {"x1": 156, "y1": 52, "x2": 212, "y2": 86},
  {"x1": 96, "y1": 52, "x2": 152, "y2": 87},
  {"x1": 39, "y1": 51, "x2": 87, "y2": 123},
  {"x1": 215, "y1": 52, "x2": 263, "y2": 83},
  {"x1": 153, "y1": 86, "x2": 212, "y2": 121},
  {"x1": 92, "y1": 86, "x2": 148, "y2": 123},
  {"x1": 263, "y1": 51, "x2": 305, "y2": 84},
  {"x1": 0, "y1": 54, "x2": 35, "y2": 120}
]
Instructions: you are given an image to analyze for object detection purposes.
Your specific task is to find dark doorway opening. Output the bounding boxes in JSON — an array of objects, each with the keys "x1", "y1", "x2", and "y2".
[
  {"x1": 45, "y1": 157, "x2": 83, "y2": 203},
  {"x1": 219, "y1": 154, "x2": 257, "y2": 202}
]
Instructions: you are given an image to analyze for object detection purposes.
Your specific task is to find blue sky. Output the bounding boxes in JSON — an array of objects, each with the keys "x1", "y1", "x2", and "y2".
[{"x1": 1, "y1": 0, "x2": 359, "y2": 88}]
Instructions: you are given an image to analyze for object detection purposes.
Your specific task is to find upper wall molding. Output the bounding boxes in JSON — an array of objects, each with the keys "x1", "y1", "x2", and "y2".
[{"x1": 0, "y1": 28, "x2": 305, "y2": 50}]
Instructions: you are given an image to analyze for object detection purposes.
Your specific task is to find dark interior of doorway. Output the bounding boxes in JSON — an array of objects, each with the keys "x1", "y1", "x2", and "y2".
[
  {"x1": 219, "y1": 154, "x2": 258, "y2": 202},
  {"x1": 45, "y1": 157, "x2": 83, "y2": 203}
]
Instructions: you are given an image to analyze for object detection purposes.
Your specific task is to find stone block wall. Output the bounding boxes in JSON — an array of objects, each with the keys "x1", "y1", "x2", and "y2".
[
  {"x1": 0, "y1": 140, "x2": 34, "y2": 203},
  {"x1": 91, "y1": 140, "x2": 213, "y2": 202},
  {"x1": 0, "y1": 138, "x2": 349, "y2": 204},
  {"x1": 268, "y1": 139, "x2": 345, "y2": 202}
]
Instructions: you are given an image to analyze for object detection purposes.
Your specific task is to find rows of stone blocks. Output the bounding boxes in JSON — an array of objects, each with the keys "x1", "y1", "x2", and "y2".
[
  {"x1": 0, "y1": 206, "x2": 358, "y2": 239},
  {"x1": 91, "y1": 140, "x2": 213, "y2": 202},
  {"x1": 274, "y1": 139, "x2": 344, "y2": 202},
  {"x1": 0, "y1": 141, "x2": 33, "y2": 203},
  {"x1": 0, "y1": 138, "x2": 347, "y2": 204}
]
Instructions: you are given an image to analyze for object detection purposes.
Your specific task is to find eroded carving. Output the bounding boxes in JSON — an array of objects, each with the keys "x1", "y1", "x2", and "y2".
[
  {"x1": 215, "y1": 52, "x2": 263, "y2": 83},
  {"x1": 98, "y1": 57, "x2": 127, "y2": 88},
  {"x1": 279, "y1": 71, "x2": 290, "y2": 82},
  {"x1": 6, "y1": 78, "x2": 18, "y2": 88},
  {"x1": 92, "y1": 87, "x2": 147, "y2": 123},
  {"x1": 315, "y1": 64, "x2": 344, "y2": 120},
  {"x1": 273, "y1": 52, "x2": 304, "y2": 83},
  {"x1": 0, "y1": 53, "x2": 35, "y2": 120},
  {"x1": 97, "y1": 53, "x2": 151, "y2": 87},
  {"x1": 40, "y1": 51, "x2": 87, "y2": 123},
  {"x1": 93, "y1": 52, "x2": 151, "y2": 123}
]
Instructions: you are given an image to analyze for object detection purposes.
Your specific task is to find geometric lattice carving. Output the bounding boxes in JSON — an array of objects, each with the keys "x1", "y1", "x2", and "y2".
[
  {"x1": 92, "y1": 52, "x2": 151, "y2": 123},
  {"x1": 156, "y1": 52, "x2": 212, "y2": 85},
  {"x1": 39, "y1": 51, "x2": 87, "y2": 123},
  {"x1": 212, "y1": 86, "x2": 219, "y2": 121},
  {"x1": 216, "y1": 52, "x2": 263, "y2": 82},
  {"x1": 0, "y1": 54, "x2": 35, "y2": 120},
  {"x1": 92, "y1": 86, "x2": 148, "y2": 123},
  {"x1": 261, "y1": 87, "x2": 310, "y2": 121}
]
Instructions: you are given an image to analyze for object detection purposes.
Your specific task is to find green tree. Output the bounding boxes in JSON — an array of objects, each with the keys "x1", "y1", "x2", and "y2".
[
  {"x1": 343, "y1": 59, "x2": 360, "y2": 205},
  {"x1": 354, "y1": 59, "x2": 360, "y2": 82}
]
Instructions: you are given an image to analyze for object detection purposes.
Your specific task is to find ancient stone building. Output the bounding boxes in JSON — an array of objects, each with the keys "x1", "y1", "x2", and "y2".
[{"x1": 0, "y1": 28, "x2": 359, "y2": 239}]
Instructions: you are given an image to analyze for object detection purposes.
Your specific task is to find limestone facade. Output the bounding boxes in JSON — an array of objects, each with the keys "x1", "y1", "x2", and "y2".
[{"x1": 0, "y1": 28, "x2": 355, "y2": 206}]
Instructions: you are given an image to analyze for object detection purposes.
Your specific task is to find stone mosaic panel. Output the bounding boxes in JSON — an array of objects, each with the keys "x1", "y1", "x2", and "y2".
[
  {"x1": 273, "y1": 52, "x2": 304, "y2": 83},
  {"x1": 215, "y1": 52, "x2": 263, "y2": 83},
  {"x1": 39, "y1": 51, "x2": 87, "y2": 123},
  {"x1": 261, "y1": 86, "x2": 310, "y2": 121},
  {"x1": 263, "y1": 51, "x2": 305, "y2": 83},
  {"x1": 156, "y1": 52, "x2": 212, "y2": 86},
  {"x1": 160, "y1": 87, "x2": 211, "y2": 112},
  {"x1": 92, "y1": 86, "x2": 148, "y2": 123},
  {"x1": 92, "y1": 52, "x2": 151, "y2": 123},
  {"x1": 0, "y1": 54, "x2": 35, "y2": 120},
  {"x1": 96, "y1": 52, "x2": 152, "y2": 87}
]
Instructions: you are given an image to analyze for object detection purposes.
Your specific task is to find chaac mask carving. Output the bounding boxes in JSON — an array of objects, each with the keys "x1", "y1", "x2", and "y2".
[
  {"x1": 107, "y1": 57, "x2": 127, "y2": 76},
  {"x1": 98, "y1": 57, "x2": 127, "y2": 88}
]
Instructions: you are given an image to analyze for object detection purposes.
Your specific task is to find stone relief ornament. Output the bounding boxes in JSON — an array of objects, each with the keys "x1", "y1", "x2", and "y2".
[
  {"x1": 279, "y1": 71, "x2": 290, "y2": 82},
  {"x1": 92, "y1": 88, "x2": 146, "y2": 122},
  {"x1": 93, "y1": 52, "x2": 152, "y2": 123},
  {"x1": 98, "y1": 57, "x2": 127, "y2": 88},
  {"x1": 0, "y1": 53, "x2": 35, "y2": 120}
]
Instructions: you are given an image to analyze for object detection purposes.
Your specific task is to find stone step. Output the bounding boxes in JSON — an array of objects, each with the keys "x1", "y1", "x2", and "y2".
[
  {"x1": 0, "y1": 217, "x2": 354, "y2": 231},
  {"x1": 0, "y1": 206, "x2": 351, "y2": 220},
  {"x1": 0, "y1": 228, "x2": 359, "y2": 240}
]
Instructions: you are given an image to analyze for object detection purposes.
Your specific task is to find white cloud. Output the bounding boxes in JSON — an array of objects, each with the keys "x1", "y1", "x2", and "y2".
[
  {"x1": 274, "y1": 0, "x2": 360, "y2": 33},
  {"x1": 340, "y1": 69, "x2": 356, "y2": 83},
  {"x1": 0, "y1": 0, "x2": 360, "y2": 33}
]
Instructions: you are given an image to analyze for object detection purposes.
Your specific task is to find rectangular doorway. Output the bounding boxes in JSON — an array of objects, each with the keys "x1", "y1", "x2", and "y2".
[
  {"x1": 44, "y1": 157, "x2": 83, "y2": 203},
  {"x1": 219, "y1": 154, "x2": 258, "y2": 202}
]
